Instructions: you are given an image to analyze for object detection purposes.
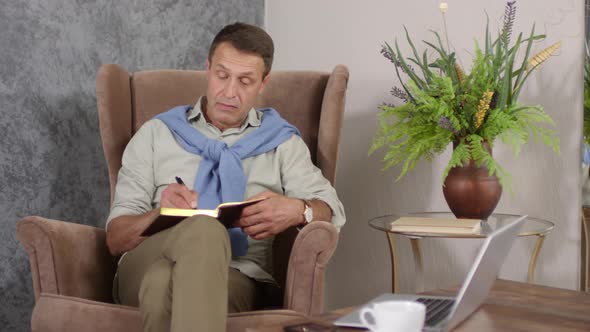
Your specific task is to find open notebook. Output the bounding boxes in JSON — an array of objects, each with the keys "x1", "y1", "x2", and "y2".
[{"x1": 141, "y1": 197, "x2": 267, "y2": 236}]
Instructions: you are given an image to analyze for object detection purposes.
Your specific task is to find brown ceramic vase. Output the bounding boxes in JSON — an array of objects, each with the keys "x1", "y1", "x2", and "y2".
[{"x1": 442, "y1": 142, "x2": 502, "y2": 220}]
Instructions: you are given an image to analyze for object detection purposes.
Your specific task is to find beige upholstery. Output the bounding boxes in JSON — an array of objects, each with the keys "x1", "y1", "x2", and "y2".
[{"x1": 17, "y1": 64, "x2": 349, "y2": 331}]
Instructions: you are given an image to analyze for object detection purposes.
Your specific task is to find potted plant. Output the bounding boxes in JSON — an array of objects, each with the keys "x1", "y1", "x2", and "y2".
[{"x1": 370, "y1": 1, "x2": 560, "y2": 219}]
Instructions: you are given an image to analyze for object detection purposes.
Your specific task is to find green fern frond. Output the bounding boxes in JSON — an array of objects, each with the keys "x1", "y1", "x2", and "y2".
[
  {"x1": 513, "y1": 106, "x2": 560, "y2": 154},
  {"x1": 498, "y1": 129, "x2": 528, "y2": 158},
  {"x1": 466, "y1": 135, "x2": 512, "y2": 192},
  {"x1": 442, "y1": 142, "x2": 470, "y2": 181}
]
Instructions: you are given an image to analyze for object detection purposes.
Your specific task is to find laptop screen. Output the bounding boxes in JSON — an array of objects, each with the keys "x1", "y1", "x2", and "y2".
[{"x1": 446, "y1": 215, "x2": 526, "y2": 330}]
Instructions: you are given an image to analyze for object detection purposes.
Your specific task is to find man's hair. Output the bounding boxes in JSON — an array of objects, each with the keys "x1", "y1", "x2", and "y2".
[{"x1": 208, "y1": 22, "x2": 274, "y2": 77}]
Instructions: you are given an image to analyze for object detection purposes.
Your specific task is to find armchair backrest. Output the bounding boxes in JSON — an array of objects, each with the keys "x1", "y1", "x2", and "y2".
[{"x1": 95, "y1": 64, "x2": 348, "y2": 293}]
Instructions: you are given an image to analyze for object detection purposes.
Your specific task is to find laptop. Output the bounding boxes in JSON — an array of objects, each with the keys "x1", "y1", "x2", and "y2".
[{"x1": 334, "y1": 215, "x2": 527, "y2": 332}]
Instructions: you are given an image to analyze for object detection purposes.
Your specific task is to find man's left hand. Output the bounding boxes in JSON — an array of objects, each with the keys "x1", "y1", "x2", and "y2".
[{"x1": 236, "y1": 191, "x2": 304, "y2": 240}]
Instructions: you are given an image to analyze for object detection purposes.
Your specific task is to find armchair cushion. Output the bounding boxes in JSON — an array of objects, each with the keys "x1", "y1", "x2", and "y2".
[
  {"x1": 32, "y1": 293, "x2": 304, "y2": 332},
  {"x1": 32, "y1": 294, "x2": 141, "y2": 332}
]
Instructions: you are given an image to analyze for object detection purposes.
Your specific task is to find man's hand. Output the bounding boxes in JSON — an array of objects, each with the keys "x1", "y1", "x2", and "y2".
[
  {"x1": 107, "y1": 182, "x2": 199, "y2": 256},
  {"x1": 236, "y1": 191, "x2": 305, "y2": 240},
  {"x1": 161, "y1": 183, "x2": 198, "y2": 209}
]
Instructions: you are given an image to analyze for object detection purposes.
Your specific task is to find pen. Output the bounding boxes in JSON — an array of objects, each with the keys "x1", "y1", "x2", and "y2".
[{"x1": 175, "y1": 176, "x2": 185, "y2": 186}]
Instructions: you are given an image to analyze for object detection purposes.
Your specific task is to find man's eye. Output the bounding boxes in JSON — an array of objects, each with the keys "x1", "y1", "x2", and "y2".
[
  {"x1": 218, "y1": 72, "x2": 228, "y2": 79},
  {"x1": 240, "y1": 78, "x2": 252, "y2": 85}
]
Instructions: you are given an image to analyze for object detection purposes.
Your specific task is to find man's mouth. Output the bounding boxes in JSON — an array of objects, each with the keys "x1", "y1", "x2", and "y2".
[{"x1": 216, "y1": 102, "x2": 238, "y2": 110}]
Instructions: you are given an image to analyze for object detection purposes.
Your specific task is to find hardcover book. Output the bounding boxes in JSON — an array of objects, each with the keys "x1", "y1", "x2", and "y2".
[
  {"x1": 141, "y1": 197, "x2": 267, "y2": 236},
  {"x1": 390, "y1": 217, "x2": 482, "y2": 235}
]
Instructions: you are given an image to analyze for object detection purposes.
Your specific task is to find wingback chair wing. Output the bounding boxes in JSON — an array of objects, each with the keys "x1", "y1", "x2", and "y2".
[{"x1": 17, "y1": 63, "x2": 348, "y2": 332}]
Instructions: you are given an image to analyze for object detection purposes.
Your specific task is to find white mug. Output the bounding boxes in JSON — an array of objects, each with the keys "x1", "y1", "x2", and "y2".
[{"x1": 359, "y1": 300, "x2": 426, "y2": 332}]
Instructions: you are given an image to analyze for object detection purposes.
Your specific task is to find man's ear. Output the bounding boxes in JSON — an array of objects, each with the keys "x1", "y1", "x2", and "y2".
[{"x1": 258, "y1": 74, "x2": 271, "y2": 94}]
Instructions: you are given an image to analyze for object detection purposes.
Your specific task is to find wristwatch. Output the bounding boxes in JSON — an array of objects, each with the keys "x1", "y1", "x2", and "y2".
[{"x1": 302, "y1": 200, "x2": 313, "y2": 225}]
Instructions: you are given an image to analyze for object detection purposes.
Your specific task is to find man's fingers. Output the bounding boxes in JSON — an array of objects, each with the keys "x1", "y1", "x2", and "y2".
[
  {"x1": 178, "y1": 189, "x2": 198, "y2": 208},
  {"x1": 161, "y1": 196, "x2": 187, "y2": 209},
  {"x1": 161, "y1": 183, "x2": 198, "y2": 209},
  {"x1": 237, "y1": 212, "x2": 265, "y2": 227},
  {"x1": 169, "y1": 194, "x2": 192, "y2": 209},
  {"x1": 242, "y1": 221, "x2": 271, "y2": 237},
  {"x1": 241, "y1": 200, "x2": 267, "y2": 218},
  {"x1": 242, "y1": 191, "x2": 280, "y2": 217}
]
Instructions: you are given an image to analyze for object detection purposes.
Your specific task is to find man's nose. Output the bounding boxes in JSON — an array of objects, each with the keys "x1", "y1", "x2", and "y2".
[{"x1": 223, "y1": 78, "x2": 238, "y2": 98}]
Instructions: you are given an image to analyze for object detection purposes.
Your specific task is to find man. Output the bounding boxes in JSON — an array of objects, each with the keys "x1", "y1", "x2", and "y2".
[{"x1": 105, "y1": 22, "x2": 345, "y2": 332}]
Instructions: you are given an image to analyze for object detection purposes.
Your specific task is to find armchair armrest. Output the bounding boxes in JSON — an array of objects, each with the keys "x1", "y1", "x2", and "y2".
[
  {"x1": 16, "y1": 216, "x2": 117, "y2": 303},
  {"x1": 283, "y1": 221, "x2": 339, "y2": 315}
]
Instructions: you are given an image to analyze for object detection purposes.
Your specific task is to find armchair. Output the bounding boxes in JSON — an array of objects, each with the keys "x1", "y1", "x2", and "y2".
[{"x1": 17, "y1": 64, "x2": 349, "y2": 331}]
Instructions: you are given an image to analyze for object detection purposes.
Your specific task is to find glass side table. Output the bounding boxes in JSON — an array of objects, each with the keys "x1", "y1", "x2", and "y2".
[{"x1": 369, "y1": 212, "x2": 555, "y2": 293}]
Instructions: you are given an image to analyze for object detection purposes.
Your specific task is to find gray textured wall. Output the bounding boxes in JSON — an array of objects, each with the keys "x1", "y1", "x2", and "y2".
[{"x1": 0, "y1": 1, "x2": 263, "y2": 330}]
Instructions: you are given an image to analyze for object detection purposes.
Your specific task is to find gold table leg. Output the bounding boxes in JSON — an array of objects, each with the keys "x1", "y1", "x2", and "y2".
[
  {"x1": 527, "y1": 234, "x2": 546, "y2": 283},
  {"x1": 386, "y1": 233, "x2": 399, "y2": 293},
  {"x1": 582, "y1": 209, "x2": 589, "y2": 292},
  {"x1": 385, "y1": 234, "x2": 424, "y2": 293},
  {"x1": 409, "y1": 238, "x2": 424, "y2": 293}
]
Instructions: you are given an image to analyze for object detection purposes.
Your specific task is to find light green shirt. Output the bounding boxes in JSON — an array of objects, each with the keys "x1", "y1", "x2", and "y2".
[{"x1": 107, "y1": 97, "x2": 345, "y2": 282}]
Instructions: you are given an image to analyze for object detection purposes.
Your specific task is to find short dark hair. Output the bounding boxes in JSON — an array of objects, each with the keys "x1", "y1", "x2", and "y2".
[{"x1": 208, "y1": 22, "x2": 274, "y2": 77}]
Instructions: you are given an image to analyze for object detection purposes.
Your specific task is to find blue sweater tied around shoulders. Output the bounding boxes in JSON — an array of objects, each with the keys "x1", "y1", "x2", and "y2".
[{"x1": 155, "y1": 105, "x2": 300, "y2": 256}]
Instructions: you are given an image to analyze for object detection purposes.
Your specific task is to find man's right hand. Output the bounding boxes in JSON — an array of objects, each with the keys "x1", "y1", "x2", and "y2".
[
  {"x1": 160, "y1": 183, "x2": 198, "y2": 209},
  {"x1": 107, "y1": 183, "x2": 199, "y2": 256}
]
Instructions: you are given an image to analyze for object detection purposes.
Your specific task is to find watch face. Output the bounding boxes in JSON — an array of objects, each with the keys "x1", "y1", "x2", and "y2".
[{"x1": 304, "y1": 205, "x2": 313, "y2": 222}]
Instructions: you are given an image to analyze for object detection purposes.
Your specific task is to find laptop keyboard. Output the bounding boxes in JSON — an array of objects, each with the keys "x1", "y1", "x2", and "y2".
[{"x1": 416, "y1": 298, "x2": 455, "y2": 327}]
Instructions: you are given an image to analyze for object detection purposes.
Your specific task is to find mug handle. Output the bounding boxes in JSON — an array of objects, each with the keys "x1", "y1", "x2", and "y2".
[{"x1": 359, "y1": 305, "x2": 377, "y2": 331}]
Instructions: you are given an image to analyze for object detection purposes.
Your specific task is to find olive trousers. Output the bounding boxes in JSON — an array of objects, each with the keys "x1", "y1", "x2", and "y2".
[{"x1": 116, "y1": 215, "x2": 258, "y2": 332}]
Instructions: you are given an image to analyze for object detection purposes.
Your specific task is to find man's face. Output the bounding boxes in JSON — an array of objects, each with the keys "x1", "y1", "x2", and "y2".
[{"x1": 205, "y1": 42, "x2": 269, "y2": 131}]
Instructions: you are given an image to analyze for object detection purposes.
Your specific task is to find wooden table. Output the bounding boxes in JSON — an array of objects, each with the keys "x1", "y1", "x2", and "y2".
[{"x1": 248, "y1": 280, "x2": 590, "y2": 331}]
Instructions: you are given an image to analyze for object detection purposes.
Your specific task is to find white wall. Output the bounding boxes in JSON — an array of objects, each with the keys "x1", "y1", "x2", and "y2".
[{"x1": 266, "y1": 0, "x2": 584, "y2": 310}]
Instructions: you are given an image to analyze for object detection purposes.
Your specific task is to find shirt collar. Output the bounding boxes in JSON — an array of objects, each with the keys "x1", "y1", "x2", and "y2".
[{"x1": 188, "y1": 96, "x2": 262, "y2": 129}]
